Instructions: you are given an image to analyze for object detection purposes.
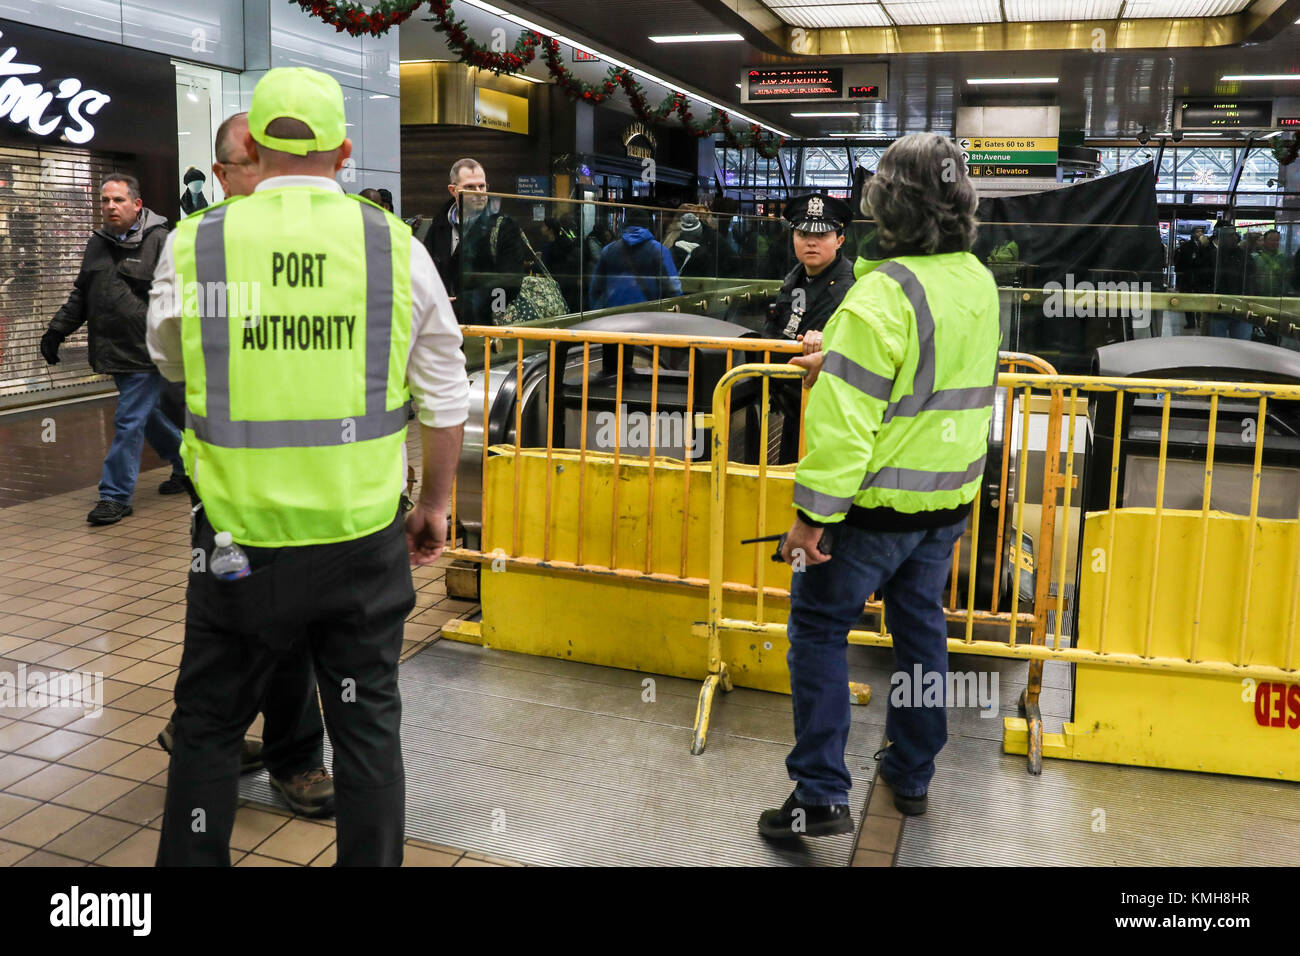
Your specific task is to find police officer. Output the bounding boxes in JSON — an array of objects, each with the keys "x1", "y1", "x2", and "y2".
[
  {"x1": 758, "y1": 133, "x2": 1001, "y2": 838},
  {"x1": 147, "y1": 67, "x2": 469, "y2": 865},
  {"x1": 766, "y1": 194, "x2": 857, "y2": 463}
]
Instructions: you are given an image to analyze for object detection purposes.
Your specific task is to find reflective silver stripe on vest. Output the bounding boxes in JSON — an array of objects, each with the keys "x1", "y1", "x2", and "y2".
[
  {"x1": 874, "y1": 260, "x2": 997, "y2": 422},
  {"x1": 861, "y1": 452, "x2": 987, "y2": 494},
  {"x1": 822, "y1": 351, "x2": 893, "y2": 402},
  {"x1": 793, "y1": 481, "x2": 856, "y2": 517},
  {"x1": 188, "y1": 200, "x2": 406, "y2": 449}
]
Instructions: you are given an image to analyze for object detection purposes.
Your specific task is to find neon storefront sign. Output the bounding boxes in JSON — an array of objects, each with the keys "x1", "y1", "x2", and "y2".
[{"x1": 0, "y1": 30, "x2": 110, "y2": 144}]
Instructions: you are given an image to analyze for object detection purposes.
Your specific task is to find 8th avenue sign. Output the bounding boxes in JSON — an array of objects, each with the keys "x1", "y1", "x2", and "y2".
[{"x1": 958, "y1": 136, "x2": 1058, "y2": 177}]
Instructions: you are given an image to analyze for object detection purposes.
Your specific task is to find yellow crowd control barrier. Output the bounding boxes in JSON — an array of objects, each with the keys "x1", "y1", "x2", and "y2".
[{"x1": 697, "y1": 364, "x2": 1300, "y2": 780}]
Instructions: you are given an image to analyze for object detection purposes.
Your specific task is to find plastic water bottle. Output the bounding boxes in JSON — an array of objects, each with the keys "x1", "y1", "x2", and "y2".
[{"x1": 210, "y1": 531, "x2": 251, "y2": 581}]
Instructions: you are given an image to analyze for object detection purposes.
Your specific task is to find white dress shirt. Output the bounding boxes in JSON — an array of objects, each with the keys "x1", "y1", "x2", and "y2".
[{"x1": 147, "y1": 174, "x2": 469, "y2": 430}]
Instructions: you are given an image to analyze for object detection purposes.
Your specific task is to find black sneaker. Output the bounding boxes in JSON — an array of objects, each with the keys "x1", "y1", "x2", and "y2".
[
  {"x1": 87, "y1": 499, "x2": 132, "y2": 525},
  {"x1": 158, "y1": 476, "x2": 187, "y2": 495},
  {"x1": 156, "y1": 720, "x2": 265, "y2": 774},
  {"x1": 758, "y1": 791, "x2": 853, "y2": 840}
]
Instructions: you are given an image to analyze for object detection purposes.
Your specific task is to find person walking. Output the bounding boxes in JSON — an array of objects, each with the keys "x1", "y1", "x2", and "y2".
[
  {"x1": 148, "y1": 67, "x2": 468, "y2": 865},
  {"x1": 41, "y1": 173, "x2": 186, "y2": 525},
  {"x1": 758, "y1": 133, "x2": 1001, "y2": 838}
]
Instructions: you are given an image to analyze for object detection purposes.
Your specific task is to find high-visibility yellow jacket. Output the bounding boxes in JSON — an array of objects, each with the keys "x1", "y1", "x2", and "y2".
[
  {"x1": 793, "y1": 252, "x2": 1001, "y2": 528},
  {"x1": 172, "y1": 185, "x2": 414, "y2": 547}
]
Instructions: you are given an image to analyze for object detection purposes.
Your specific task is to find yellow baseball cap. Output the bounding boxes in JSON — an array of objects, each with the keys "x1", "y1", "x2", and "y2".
[{"x1": 248, "y1": 67, "x2": 347, "y2": 157}]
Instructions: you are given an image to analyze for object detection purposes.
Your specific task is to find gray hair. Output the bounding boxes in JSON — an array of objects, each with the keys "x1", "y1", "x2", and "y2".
[
  {"x1": 864, "y1": 133, "x2": 978, "y2": 255},
  {"x1": 214, "y1": 111, "x2": 249, "y2": 163},
  {"x1": 449, "y1": 158, "x2": 483, "y2": 185},
  {"x1": 101, "y1": 173, "x2": 140, "y2": 201}
]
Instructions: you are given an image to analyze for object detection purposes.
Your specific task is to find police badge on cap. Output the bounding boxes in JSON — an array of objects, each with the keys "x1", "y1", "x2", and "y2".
[{"x1": 783, "y1": 193, "x2": 853, "y2": 234}]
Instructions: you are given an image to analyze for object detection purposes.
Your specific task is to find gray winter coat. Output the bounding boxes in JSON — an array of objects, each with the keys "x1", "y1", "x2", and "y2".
[{"x1": 48, "y1": 208, "x2": 170, "y2": 374}]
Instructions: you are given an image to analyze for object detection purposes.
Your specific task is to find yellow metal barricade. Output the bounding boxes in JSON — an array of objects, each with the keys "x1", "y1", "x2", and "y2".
[{"x1": 695, "y1": 363, "x2": 1300, "y2": 780}]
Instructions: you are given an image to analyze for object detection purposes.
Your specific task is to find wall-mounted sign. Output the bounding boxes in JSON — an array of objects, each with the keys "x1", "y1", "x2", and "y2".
[
  {"x1": 474, "y1": 86, "x2": 529, "y2": 135},
  {"x1": 741, "y1": 63, "x2": 887, "y2": 103},
  {"x1": 0, "y1": 28, "x2": 111, "y2": 144},
  {"x1": 1176, "y1": 99, "x2": 1274, "y2": 131},
  {"x1": 1279, "y1": 117, "x2": 1300, "y2": 128},
  {"x1": 622, "y1": 121, "x2": 657, "y2": 160},
  {"x1": 515, "y1": 175, "x2": 549, "y2": 196},
  {"x1": 958, "y1": 136, "x2": 1058, "y2": 177},
  {"x1": 572, "y1": 48, "x2": 599, "y2": 62}
]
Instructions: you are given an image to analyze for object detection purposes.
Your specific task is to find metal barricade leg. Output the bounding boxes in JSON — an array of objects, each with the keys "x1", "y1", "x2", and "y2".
[
  {"x1": 691, "y1": 673, "x2": 722, "y2": 756},
  {"x1": 1018, "y1": 663, "x2": 1044, "y2": 775}
]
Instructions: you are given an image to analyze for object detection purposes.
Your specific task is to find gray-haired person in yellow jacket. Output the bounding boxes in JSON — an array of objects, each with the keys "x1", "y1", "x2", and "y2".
[{"x1": 759, "y1": 133, "x2": 1002, "y2": 839}]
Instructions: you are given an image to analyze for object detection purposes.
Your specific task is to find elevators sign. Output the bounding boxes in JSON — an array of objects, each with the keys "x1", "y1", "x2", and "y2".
[
  {"x1": 958, "y1": 136, "x2": 1058, "y2": 177},
  {"x1": 474, "y1": 87, "x2": 529, "y2": 135}
]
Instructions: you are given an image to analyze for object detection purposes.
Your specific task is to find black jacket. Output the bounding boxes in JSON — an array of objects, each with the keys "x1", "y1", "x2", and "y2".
[
  {"x1": 765, "y1": 251, "x2": 856, "y2": 341},
  {"x1": 422, "y1": 198, "x2": 528, "y2": 323},
  {"x1": 48, "y1": 208, "x2": 170, "y2": 374},
  {"x1": 670, "y1": 225, "x2": 739, "y2": 279}
]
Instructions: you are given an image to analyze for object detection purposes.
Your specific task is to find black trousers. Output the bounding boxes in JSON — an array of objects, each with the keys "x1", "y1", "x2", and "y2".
[
  {"x1": 772, "y1": 379, "x2": 804, "y2": 465},
  {"x1": 159, "y1": 379, "x2": 326, "y2": 780},
  {"x1": 157, "y1": 507, "x2": 415, "y2": 866}
]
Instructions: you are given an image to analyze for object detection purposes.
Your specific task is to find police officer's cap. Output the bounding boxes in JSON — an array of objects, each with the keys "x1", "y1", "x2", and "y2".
[{"x1": 783, "y1": 194, "x2": 853, "y2": 234}]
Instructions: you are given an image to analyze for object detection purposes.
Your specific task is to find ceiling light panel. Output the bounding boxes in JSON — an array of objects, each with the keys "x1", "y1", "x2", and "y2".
[
  {"x1": 1004, "y1": 0, "x2": 1123, "y2": 21},
  {"x1": 883, "y1": 0, "x2": 1000, "y2": 24},
  {"x1": 1122, "y1": 0, "x2": 1250, "y2": 15},
  {"x1": 765, "y1": 2, "x2": 893, "y2": 28}
]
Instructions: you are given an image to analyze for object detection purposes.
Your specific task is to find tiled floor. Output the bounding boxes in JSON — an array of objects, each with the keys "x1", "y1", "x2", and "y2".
[
  {"x1": 0, "y1": 395, "x2": 892, "y2": 867},
  {"x1": 0, "y1": 419, "x2": 517, "y2": 866}
]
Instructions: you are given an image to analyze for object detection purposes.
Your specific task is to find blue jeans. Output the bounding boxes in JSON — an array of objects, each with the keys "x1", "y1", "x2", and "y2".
[
  {"x1": 1208, "y1": 317, "x2": 1252, "y2": 340},
  {"x1": 786, "y1": 519, "x2": 965, "y2": 804},
  {"x1": 99, "y1": 370, "x2": 184, "y2": 505}
]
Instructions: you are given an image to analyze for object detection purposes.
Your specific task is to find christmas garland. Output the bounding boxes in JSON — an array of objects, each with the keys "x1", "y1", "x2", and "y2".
[
  {"x1": 426, "y1": 1, "x2": 541, "y2": 74},
  {"x1": 292, "y1": 0, "x2": 786, "y2": 154},
  {"x1": 291, "y1": 1, "x2": 423, "y2": 36},
  {"x1": 540, "y1": 36, "x2": 616, "y2": 103}
]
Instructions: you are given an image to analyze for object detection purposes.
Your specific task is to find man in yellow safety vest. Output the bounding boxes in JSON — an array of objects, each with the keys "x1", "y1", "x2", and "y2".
[
  {"x1": 148, "y1": 67, "x2": 468, "y2": 865},
  {"x1": 759, "y1": 133, "x2": 1002, "y2": 838}
]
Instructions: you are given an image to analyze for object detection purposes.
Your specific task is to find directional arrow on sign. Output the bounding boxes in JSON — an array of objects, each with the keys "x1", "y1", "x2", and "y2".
[
  {"x1": 961, "y1": 150, "x2": 970, "y2": 162},
  {"x1": 958, "y1": 138, "x2": 971, "y2": 149}
]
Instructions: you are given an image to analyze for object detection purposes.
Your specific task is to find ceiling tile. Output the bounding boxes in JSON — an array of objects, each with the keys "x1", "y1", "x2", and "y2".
[
  {"x1": 1122, "y1": 0, "x2": 1252, "y2": 17},
  {"x1": 1003, "y1": 0, "x2": 1125, "y2": 22},
  {"x1": 765, "y1": 2, "x2": 894, "y2": 28},
  {"x1": 883, "y1": 0, "x2": 1002, "y2": 25}
]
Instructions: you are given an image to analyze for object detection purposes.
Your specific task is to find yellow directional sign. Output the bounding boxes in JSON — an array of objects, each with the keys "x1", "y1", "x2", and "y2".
[{"x1": 957, "y1": 137, "x2": 1058, "y2": 151}]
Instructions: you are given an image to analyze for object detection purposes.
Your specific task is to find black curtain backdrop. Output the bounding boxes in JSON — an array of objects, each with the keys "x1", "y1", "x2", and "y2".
[
  {"x1": 969, "y1": 163, "x2": 1164, "y2": 373},
  {"x1": 973, "y1": 162, "x2": 1164, "y2": 289}
]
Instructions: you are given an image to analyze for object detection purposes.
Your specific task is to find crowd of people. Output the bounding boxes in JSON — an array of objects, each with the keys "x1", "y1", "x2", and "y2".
[{"x1": 1174, "y1": 224, "x2": 1300, "y2": 339}]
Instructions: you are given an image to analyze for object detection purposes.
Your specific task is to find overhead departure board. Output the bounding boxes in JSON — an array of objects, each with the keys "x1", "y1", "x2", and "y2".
[
  {"x1": 1176, "y1": 99, "x2": 1274, "y2": 130},
  {"x1": 741, "y1": 63, "x2": 888, "y2": 103},
  {"x1": 745, "y1": 68, "x2": 842, "y2": 100}
]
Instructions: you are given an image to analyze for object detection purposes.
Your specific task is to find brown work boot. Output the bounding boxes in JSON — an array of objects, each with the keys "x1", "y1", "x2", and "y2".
[
  {"x1": 270, "y1": 767, "x2": 335, "y2": 819},
  {"x1": 157, "y1": 720, "x2": 265, "y2": 774}
]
